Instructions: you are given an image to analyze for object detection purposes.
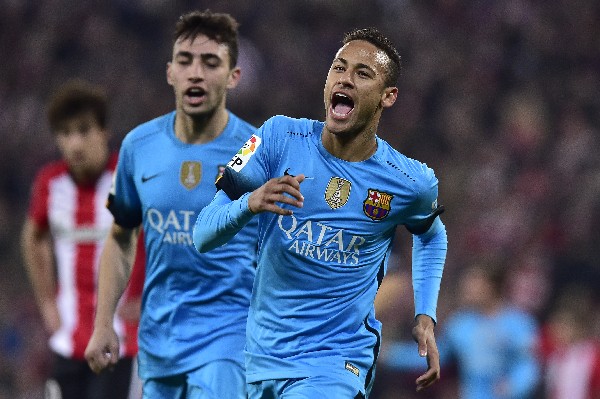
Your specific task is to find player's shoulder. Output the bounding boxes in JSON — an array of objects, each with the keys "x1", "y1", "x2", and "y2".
[
  {"x1": 122, "y1": 111, "x2": 175, "y2": 148},
  {"x1": 228, "y1": 111, "x2": 257, "y2": 132},
  {"x1": 226, "y1": 111, "x2": 258, "y2": 142},
  {"x1": 502, "y1": 306, "x2": 538, "y2": 327},
  {"x1": 264, "y1": 115, "x2": 319, "y2": 132},
  {"x1": 376, "y1": 138, "x2": 438, "y2": 186},
  {"x1": 261, "y1": 115, "x2": 321, "y2": 139},
  {"x1": 33, "y1": 160, "x2": 69, "y2": 184},
  {"x1": 445, "y1": 309, "x2": 478, "y2": 333}
]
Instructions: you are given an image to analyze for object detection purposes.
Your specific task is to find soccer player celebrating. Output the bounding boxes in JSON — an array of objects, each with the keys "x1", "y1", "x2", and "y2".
[
  {"x1": 85, "y1": 10, "x2": 258, "y2": 399},
  {"x1": 193, "y1": 27, "x2": 447, "y2": 397}
]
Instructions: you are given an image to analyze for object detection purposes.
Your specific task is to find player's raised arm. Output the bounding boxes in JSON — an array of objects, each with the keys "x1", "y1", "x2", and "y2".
[
  {"x1": 193, "y1": 172, "x2": 305, "y2": 253},
  {"x1": 247, "y1": 173, "x2": 305, "y2": 215}
]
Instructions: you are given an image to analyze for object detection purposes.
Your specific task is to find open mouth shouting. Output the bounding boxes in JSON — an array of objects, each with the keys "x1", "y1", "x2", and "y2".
[
  {"x1": 185, "y1": 86, "x2": 207, "y2": 106},
  {"x1": 330, "y1": 92, "x2": 354, "y2": 120}
]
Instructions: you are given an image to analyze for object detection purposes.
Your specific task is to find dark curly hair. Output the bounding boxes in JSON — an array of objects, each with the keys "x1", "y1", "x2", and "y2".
[
  {"x1": 174, "y1": 9, "x2": 240, "y2": 68},
  {"x1": 47, "y1": 79, "x2": 107, "y2": 133},
  {"x1": 343, "y1": 27, "x2": 401, "y2": 87}
]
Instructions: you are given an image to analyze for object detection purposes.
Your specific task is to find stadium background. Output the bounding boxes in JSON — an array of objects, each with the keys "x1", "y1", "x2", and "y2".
[{"x1": 1, "y1": 0, "x2": 599, "y2": 397}]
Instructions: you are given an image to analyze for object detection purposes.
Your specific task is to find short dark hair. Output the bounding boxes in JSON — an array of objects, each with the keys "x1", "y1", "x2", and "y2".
[
  {"x1": 47, "y1": 79, "x2": 107, "y2": 132},
  {"x1": 343, "y1": 27, "x2": 401, "y2": 87},
  {"x1": 174, "y1": 9, "x2": 240, "y2": 68}
]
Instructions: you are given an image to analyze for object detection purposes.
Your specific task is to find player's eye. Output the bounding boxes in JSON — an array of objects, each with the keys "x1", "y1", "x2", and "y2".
[
  {"x1": 202, "y1": 55, "x2": 222, "y2": 68},
  {"x1": 175, "y1": 56, "x2": 192, "y2": 65},
  {"x1": 205, "y1": 60, "x2": 220, "y2": 68}
]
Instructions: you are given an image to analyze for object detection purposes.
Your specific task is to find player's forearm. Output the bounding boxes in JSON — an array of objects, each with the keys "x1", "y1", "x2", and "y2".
[
  {"x1": 94, "y1": 224, "x2": 137, "y2": 328},
  {"x1": 193, "y1": 191, "x2": 255, "y2": 252},
  {"x1": 412, "y1": 218, "x2": 447, "y2": 321},
  {"x1": 20, "y1": 222, "x2": 56, "y2": 308}
]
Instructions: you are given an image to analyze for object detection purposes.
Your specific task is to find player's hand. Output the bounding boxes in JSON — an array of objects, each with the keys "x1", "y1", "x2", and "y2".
[
  {"x1": 84, "y1": 325, "x2": 119, "y2": 374},
  {"x1": 248, "y1": 174, "x2": 305, "y2": 215},
  {"x1": 412, "y1": 314, "x2": 440, "y2": 391}
]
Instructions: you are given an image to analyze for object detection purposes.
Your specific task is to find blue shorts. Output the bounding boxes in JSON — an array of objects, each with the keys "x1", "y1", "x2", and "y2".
[
  {"x1": 248, "y1": 376, "x2": 366, "y2": 399},
  {"x1": 143, "y1": 360, "x2": 245, "y2": 399}
]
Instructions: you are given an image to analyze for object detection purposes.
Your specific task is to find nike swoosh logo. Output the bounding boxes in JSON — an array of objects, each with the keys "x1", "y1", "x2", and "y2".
[
  {"x1": 141, "y1": 173, "x2": 160, "y2": 183},
  {"x1": 284, "y1": 168, "x2": 313, "y2": 180}
]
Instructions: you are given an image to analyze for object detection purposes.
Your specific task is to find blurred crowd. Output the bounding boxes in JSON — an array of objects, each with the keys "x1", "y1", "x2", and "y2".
[{"x1": 1, "y1": 0, "x2": 599, "y2": 397}]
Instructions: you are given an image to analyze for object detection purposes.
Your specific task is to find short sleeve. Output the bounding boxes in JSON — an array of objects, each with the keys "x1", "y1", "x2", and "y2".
[{"x1": 107, "y1": 136, "x2": 143, "y2": 228}]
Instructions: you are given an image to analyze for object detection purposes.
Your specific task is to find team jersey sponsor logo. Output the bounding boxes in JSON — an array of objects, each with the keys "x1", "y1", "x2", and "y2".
[
  {"x1": 278, "y1": 214, "x2": 366, "y2": 265},
  {"x1": 52, "y1": 224, "x2": 110, "y2": 242},
  {"x1": 227, "y1": 134, "x2": 261, "y2": 172},
  {"x1": 180, "y1": 161, "x2": 202, "y2": 190},
  {"x1": 147, "y1": 208, "x2": 196, "y2": 245},
  {"x1": 363, "y1": 189, "x2": 393, "y2": 221},
  {"x1": 324, "y1": 177, "x2": 352, "y2": 209}
]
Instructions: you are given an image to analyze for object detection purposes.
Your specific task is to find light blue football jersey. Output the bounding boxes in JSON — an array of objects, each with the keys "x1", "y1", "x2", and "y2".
[
  {"x1": 108, "y1": 111, "x2": 258, "y2": 379},
  {"x1": 193, "y1": 115, "x2": 447, "y2": 392}
]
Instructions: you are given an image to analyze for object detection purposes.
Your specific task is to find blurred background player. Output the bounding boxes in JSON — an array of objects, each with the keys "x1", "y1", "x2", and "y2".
[
  {"x1": 539, "y1": 284, "x2": 600, "y2": 399},
  {"x1": 84, "y1": 10, "x2": 259, "y2": 399},
  {"x1": 20, "y1": 79, "x2": 144, "y2": 399},
  {"x1": 381, "y1": 260, "x2": 540, "y2": 399}
]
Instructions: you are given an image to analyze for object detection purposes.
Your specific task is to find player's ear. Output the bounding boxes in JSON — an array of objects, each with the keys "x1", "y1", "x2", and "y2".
[
  {"x1": 381, "y1": 86, "x2": 398, "y2": 108},
  {"x1": 166, "y1": 62, "x2": 174, "y2": 86},
  {"x1": 227, "y1": 67, "x2": 241, "y2": 90}
]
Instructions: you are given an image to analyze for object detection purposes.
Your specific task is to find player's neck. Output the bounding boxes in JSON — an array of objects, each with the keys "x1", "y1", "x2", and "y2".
[
  {"x1": 175, "y1": 108, "x2": 229, "y2": 144},
  {"x1": 69, "y1": 153, "x2": 109, "y2": 187},
  {"x1": 481, "y1": 299, "x2": 503, "y2": 316},
  {"x1": 322, "y1": 127, "x2": 378, "y2": 162}
]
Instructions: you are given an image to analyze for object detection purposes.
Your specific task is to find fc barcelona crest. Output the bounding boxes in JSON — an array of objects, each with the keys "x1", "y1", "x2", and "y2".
[
  {"x1": 180, "y1": 161, "x2": 202, "y2": 190},
  {"x1": 324, "y1": 177, "x2": 351, "y2": 209},
  {"x1": 363, "y1": 189, "x2": 393, "y2": 221}
]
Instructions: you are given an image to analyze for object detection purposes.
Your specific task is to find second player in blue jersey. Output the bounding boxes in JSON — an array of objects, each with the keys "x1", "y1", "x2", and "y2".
[{"x1": 86, "y1": 11, "x2": 258, "y2": 399}]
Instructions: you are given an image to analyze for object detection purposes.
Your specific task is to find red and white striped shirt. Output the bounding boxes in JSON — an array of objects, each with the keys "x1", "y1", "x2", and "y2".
[
  {"x1": 28, "y1": 154, "x2": 142, "y2": 360},
  {"x1": 546, "y1": 340, "x2": 600, "y2": 399}
]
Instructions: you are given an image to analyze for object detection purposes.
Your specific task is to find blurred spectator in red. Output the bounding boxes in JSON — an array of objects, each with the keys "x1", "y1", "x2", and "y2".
[{"x1": 539, "y1": 285, "x2": 600, "y2": 399}]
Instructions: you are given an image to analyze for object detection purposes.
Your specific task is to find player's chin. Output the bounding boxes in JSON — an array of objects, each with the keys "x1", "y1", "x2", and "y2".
[
  {"x1": 183, "y1": 103, "x2": 211, "y2": 117},
  {"x1": 325, "y1": 119, "x2": 352, "y2": 135}
]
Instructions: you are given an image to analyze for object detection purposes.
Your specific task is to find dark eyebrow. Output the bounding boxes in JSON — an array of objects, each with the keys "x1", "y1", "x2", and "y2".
[
  {"x1": 174, "y1": 51, "x2": 223, "y2": 63},
  {"x1": 174, "y1": 50, "x2": 193, "y2": 59},
  {"x1": 335, "y1": 57, "x2": 376, "y2": 75},
  {"x1": 201, "y1": 53, "x2": 222, "y2": 62}
]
